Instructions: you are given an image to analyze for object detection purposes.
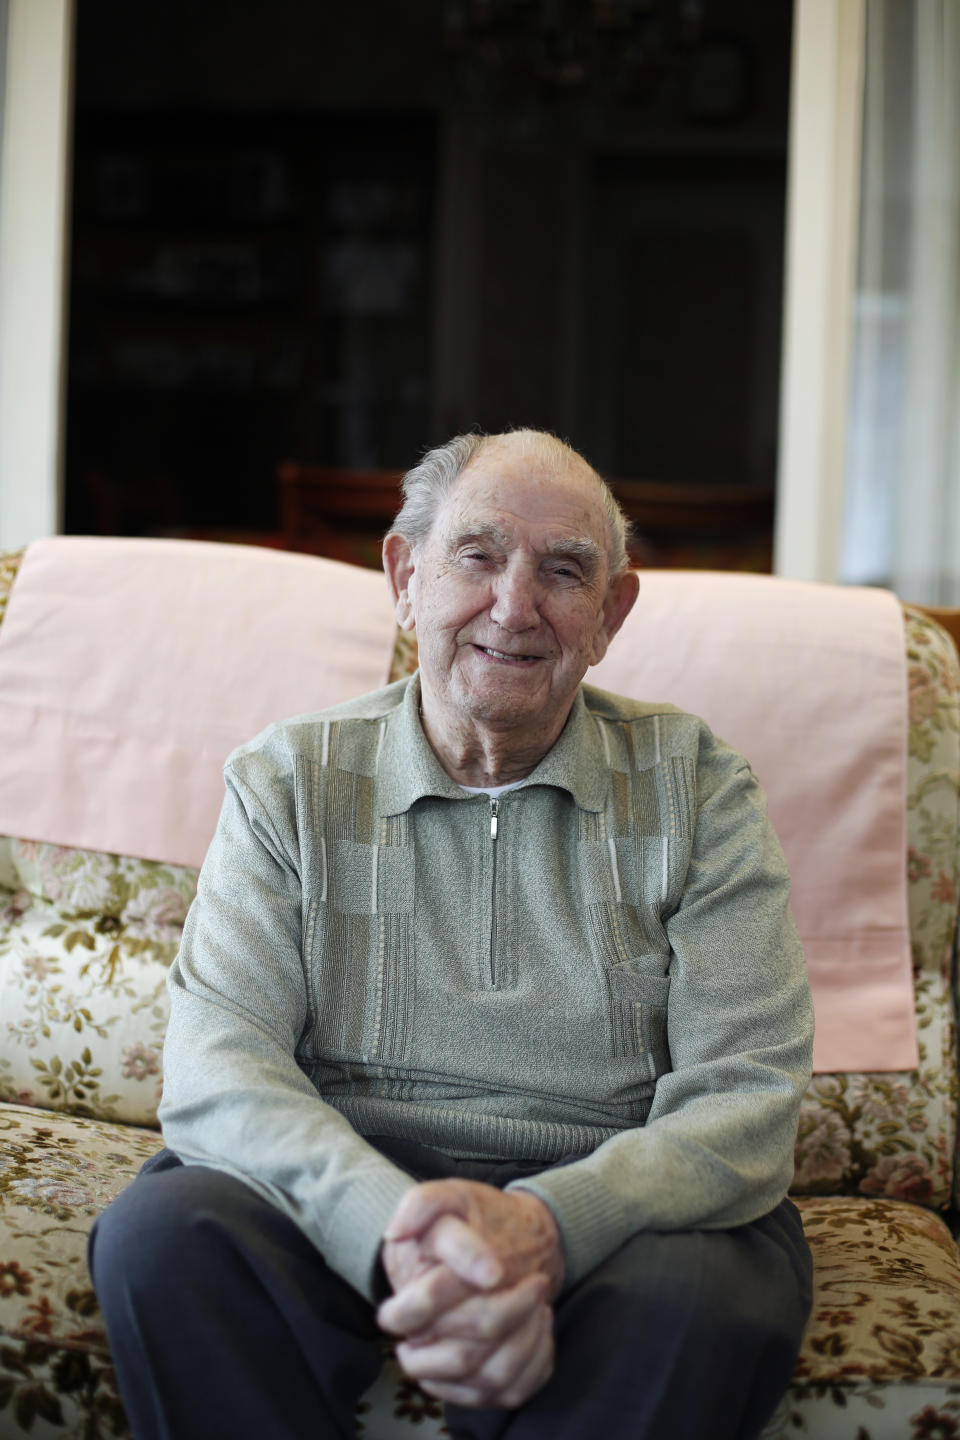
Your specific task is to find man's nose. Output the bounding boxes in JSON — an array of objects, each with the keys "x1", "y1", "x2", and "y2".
[{"x1": 489, "y1": 566, "x2": 541, "y2": 631}]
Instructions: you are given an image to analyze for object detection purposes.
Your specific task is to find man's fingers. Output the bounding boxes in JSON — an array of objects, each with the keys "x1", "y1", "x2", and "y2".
[
  {"x1": 397, "y1": 1301, "x2": 544, "y2": 1385},
  {"x1": 418, "y1": 1377, "x2": 490, "y2": 1407},
  {"x1": 379, "y1": 1251, "x2": 542, "y2": 1342},
  {"x1": 383, "y1": 1179, "x2": 563, "y2": 1298},
  {"x1": 377, "y1": 1262, "x2": 474, "y2": 1337},
  {"x1": 395, "y1": 1333, "x2": 488, "y2": 1383},
  {"x1": 409, "y1": 1304, "x2": 554, "y2": 1410},
  {"x1": 404, "y1": 1273, "x2": 548, "y2": 1347},
  {"x1": 383, "y1": 1180, "x2": 470, "y2": 1241},
  {"x1": 380, "y1": 1235, "x2": 434, "y2": 1296},
  {"x1": 477, "y1": 1303, "x2": 554, "y2": 1406},
  {"x1": 427, "y1": 1212, "x2": 503, "y2": 1288}
]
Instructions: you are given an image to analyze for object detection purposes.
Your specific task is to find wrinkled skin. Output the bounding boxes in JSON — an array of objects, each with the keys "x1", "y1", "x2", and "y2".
[{"x1": 378, "y1": 1180, "x2": 564, "y2": 1409}]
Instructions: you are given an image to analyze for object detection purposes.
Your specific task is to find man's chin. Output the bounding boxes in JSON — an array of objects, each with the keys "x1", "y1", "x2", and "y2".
[{"x1": 452, "y1": 676, "x2": 563, "y2": 728}]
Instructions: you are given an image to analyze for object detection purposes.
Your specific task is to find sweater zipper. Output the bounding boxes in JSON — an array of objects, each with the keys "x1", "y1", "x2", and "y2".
[{"x1": 489, "y1": 797, "x2": 499, "y2": 987}]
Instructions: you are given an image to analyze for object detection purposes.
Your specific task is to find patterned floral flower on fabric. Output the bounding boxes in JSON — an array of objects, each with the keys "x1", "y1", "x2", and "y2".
[
  {"x1": 911, "y1": 1406, "x2": 960, "y2": 1440},
  {"x1": 37, "y1": 847, "x2": 118, "y2": 913},
  {"x1": 860, "y1": 1154, "x2": 936, "y2": 1206},
  {"x1": 121, "y1": 1042, "x2": 160, "y2": 1082},
  {"x1": 792, "y1": 1111, "x2": 852, "y2": 1189},
  {"x1": 0, "y1": 1261, "x2": 32, "y2": 1298},
  {"x1": 127, "y1": 883, "x2": 192, "y2": 933},
  {"x1": 932, "y1": 870, "x2": 957, "y2": 906},
  {"x1": 910, "y1": 663, "x2": 941, "y2": 725},
  {"x1": 0, "y1": 890, "x2": 30, "y2": 926}
]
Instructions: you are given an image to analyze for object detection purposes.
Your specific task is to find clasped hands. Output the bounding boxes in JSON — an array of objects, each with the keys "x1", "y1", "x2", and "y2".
[{"x1": 377, "y1": 1179, "x2": 564, "y2": 1410}]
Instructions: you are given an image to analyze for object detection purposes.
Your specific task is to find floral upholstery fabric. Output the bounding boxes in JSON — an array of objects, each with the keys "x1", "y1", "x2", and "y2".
[
  {"x1": 0, "y1": 549, "x2": 22, "y2": 632},
  {"x1": 0, "y1": 1103, "x2": 163, "y2": 1437},
  {"x1": 1, "y1": 547, "x2": 960, "y2": 1436},
  {"x1": 0, "y1": 858, "x2": 189, "y2": 1126},
  {"x1": 791, "y1": 608, "x2": 960, "y2": 1211},
  {"x1": 783, "y1": 1197, "x2": 960, "y2": 1436},
  {"x1": 794, "y1": 1197, "x2": 960, "y2": 1385}
]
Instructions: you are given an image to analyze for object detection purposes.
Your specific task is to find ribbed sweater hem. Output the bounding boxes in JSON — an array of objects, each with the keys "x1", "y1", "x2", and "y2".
[{"x1": 334, "y1": 1095, "x2": 623, "y2": 1163}]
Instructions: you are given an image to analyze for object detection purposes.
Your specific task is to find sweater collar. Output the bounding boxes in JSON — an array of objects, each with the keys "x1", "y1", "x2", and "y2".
[{"x1": 374, "y1": 673, "x2": 610, "y2": 817}]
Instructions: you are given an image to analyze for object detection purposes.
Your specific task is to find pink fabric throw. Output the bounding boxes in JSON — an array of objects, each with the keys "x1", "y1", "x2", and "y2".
[
  {"x1": 0, "y1": 544, "x2": 914, "y2": 1072},
  {"x1": 591, "y1": 569, "x2": 914, "y2": 1074},
  {"x1": 0, "y1": 537, "x2": 398, "y2": 871}
]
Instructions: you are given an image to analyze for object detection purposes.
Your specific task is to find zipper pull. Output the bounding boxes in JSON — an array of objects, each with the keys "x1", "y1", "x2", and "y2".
[{"x1": 490, "y1": 798, "x2": 499, "y2": 840}]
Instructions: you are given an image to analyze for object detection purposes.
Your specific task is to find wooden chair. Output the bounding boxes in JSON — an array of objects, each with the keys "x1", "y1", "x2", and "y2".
[{"x1": 275, "y1": 460, "x2": 775, "y2": 572}]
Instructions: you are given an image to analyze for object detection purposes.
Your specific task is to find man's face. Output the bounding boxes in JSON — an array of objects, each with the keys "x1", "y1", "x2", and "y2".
[{"x1": 400, "y1": 442, "x2": 628, "y2": 736}]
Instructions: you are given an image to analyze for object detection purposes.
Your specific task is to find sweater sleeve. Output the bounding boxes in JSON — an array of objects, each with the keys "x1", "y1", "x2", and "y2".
[
  {"x1": 158, "y1": 734, "x2": 417, "y2": 1302},
  {"x1": 508, "y1": 729, "x2": 814, "y2": 1290}
]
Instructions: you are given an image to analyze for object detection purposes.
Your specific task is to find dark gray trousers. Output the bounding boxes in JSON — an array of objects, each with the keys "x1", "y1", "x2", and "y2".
[{"x1": 88, "y1": 1140, "x2": 812, "y2": 1440}]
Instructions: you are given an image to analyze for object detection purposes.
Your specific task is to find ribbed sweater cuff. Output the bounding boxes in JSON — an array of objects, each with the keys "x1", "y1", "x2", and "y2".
[
  {"x1": 323, "y1": 1162, "x2": 419, "y2": 1302},
  {"x1": 508, "y1": 1166, "x2": 629, "y2": 1292}
]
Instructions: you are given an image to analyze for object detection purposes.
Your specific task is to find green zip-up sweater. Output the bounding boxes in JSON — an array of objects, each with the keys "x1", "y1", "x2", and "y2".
[{"x1": 160, "y1": 674, "x2": 813, "y2": 1302}]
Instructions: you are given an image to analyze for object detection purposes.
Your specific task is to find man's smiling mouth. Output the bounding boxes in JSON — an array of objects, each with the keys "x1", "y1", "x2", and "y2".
[{"x1": 473, "y1": 644, "x2": 540, "y2": 664}]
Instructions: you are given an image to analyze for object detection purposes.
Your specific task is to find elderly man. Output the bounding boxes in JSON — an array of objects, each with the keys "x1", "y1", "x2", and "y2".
[{"x1": 90, "y1": 429, "x2": 813, "y2": 1440}]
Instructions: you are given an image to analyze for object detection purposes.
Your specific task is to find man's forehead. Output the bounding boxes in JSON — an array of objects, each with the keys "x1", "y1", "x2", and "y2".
[{"x1": 435, "y1": 445, "x2": 607, "y2": 538}]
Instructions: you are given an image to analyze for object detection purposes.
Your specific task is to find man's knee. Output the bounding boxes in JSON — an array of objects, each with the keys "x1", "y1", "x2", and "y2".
[
  {"x1": 88, "y1": 1161, "x2": 252, "y2": 1308},
  {"x1": 559, "y1": 1207, "x2": 811, "y2": 1359}
]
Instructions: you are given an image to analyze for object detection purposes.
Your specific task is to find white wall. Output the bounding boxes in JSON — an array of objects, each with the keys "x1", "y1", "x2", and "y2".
[
  {"x1": 774, "y1": 0, "x2": 865, "y2": 581},
  {"x1": 0, "y1": 0, "x2": 74, "y2": 549}
]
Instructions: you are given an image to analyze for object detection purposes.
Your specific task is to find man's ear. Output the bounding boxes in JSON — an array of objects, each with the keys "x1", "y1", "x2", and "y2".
[
  {"x1": 590, "y1": 569, "x2": 640, "y2": 665},
  {"x1": 383, "y1": 532, "x2": 418, "y2": 632}
]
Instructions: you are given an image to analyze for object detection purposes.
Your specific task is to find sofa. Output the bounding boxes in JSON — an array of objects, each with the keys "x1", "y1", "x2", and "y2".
[{"x1": 0, "y1": 540, "x2": 959, "y2": 1440}]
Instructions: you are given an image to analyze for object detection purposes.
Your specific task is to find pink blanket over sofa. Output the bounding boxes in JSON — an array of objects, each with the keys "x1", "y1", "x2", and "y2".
[
  {"x1": 0, "y1": 541, "x2": 914, "y2": 1072},
  {"x1": 0, "y1": 534, "x2": 398, "y2": 866},
  {"x1": 591, "y1": 569, "x2": 913, "y2": 1074}
]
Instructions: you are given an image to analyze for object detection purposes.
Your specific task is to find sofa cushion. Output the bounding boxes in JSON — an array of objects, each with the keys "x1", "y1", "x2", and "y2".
[
  {"x1": 0, "y1": 884, "x2": 175, "y2": 1126},
  {"x1": 792, "y1": 1196, "x2": 960, "y2": 1384},
  {"x1": 4, "y1": 1111, "x2": 960, "y2": 1440},
  {"x1": 8, "y1": 840, "x2": 197, "y2": 925},
  {"x1": 780, "y1": 1383, "x2": 960, "y2": 1439},
  {"x1": 780, "y1": 1196, "x2": 960, "y2": 1437},
  {"x1": 0, "y1": 1102, "x2": 163, "y2": 1437}
]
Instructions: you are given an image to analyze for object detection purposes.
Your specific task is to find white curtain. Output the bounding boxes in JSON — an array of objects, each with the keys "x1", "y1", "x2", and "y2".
[{"x1": 842, "y1": 0, "x2": 960, "y2": 603}]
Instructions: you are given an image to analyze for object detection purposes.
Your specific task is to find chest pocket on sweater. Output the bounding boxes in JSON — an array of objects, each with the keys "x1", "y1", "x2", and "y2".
[{"x1": 604, "y1": 965, "x2": 671, "y2": 1071}]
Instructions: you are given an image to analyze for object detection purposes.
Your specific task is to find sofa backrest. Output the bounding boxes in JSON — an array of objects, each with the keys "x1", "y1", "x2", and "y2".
[{"x1": 0, "y1": 549, "x2": 957, "y2": 1213}]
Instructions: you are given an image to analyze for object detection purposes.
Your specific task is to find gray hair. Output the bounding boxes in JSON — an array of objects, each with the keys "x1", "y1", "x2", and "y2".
[{"x1": 389, "y1": 429, "x2": 632, "y2": 577}]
